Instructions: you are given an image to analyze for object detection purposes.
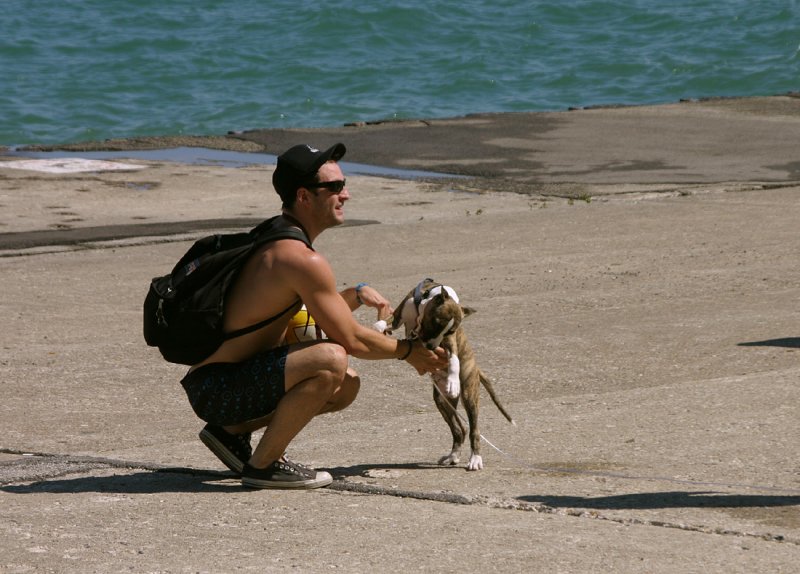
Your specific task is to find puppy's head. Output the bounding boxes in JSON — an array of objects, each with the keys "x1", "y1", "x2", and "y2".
[{"x1": 418, "y1": 289, "x2": 474, "y2": 349}]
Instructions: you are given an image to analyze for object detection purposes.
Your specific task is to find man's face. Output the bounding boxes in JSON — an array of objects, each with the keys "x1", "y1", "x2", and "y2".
[{"x1": 308, "y1": 161, "x2": 350, "y2": 227}]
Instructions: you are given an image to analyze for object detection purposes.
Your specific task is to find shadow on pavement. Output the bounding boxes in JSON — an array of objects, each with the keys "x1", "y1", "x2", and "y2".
[
  {"x1": 739, "y1": 337, "x2": 800, "y2": 348},
  {"x1": 1, "y1": 468, "x2": 238, "y2": 495},
  {"x1": 327, "y1": 461, "x2": 454, "y2": 479},
  {"x1": 519, "y1": 491, "x2": 800, "y2": 510}
]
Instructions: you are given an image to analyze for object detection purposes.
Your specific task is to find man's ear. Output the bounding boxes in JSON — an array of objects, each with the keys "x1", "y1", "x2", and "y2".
[
  {"x1": 296, "y1": 186, "x2": 313, "y2": 206},
  {"x1": 461, "y1": 306, "x2": 477, "y2": 318}
]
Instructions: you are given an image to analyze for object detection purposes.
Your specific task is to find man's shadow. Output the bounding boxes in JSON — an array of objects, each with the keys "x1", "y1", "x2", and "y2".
[
  {"x1": 1, "y1": 468, "x2": 238, "y2": 495},
  {"x1": 519, "y1": 491, "x2": 800, "y2": 510},
  {"x1": 0, "y1": 462, "x2": 440, "y2": 495}
]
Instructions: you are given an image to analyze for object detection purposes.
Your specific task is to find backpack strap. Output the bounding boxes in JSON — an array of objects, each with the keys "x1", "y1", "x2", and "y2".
[
  {"x1": 249, "y1": 215, "x2": 313, "y2": 250},
  {"x1": 222, "y1": 299, "x2": 299, "y2": 340},
  {"x1": 220, "y1": 216, "x2": 312, "y2": 341}
]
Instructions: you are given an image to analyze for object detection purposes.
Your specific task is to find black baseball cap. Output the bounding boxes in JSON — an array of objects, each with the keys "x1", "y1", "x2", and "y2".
[{"x1": 272, "y1": 143, "x2": 346, "y2": 203}]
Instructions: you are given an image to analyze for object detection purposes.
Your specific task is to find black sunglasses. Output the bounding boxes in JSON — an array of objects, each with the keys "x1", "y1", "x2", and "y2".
[{"x1": 304, "y1": 179, "x2": 346, "y2": 194}]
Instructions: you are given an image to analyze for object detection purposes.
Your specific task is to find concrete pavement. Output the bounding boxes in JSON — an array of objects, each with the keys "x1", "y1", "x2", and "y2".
[{"x1": 1, "y1": 96, "x2": 799, "y2": 572}]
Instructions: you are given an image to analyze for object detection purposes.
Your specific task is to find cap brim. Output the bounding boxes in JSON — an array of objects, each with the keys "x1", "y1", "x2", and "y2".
[{"x1": 322, "y1": 142, "x2": 346, "y2": 164}]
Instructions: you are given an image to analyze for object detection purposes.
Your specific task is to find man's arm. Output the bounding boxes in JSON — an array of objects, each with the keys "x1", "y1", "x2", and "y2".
[{"x1": 280, "y1": 242, "x2": 447, "y2": 371}]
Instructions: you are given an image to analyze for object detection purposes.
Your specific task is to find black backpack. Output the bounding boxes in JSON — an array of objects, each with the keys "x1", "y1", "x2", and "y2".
[{"x1": 143, "y1": 216, "x2": 312, "y2": 365}]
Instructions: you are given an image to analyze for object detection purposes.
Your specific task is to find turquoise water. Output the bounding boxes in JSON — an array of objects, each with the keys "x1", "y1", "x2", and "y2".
[{"x1": 2, "y1": 1, "x2": 798, "y2": 146}]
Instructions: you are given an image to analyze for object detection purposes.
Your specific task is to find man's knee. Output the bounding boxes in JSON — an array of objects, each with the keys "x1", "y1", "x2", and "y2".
[
  {"x1": 304, "y1": 342, "x2": 349, "y2": 398},
  {"x1": 318, "y1": 342, "x2": 349, "y2": 382},
  {"x1": 285, "y1": 341, "x2": 349, "y2": 398}
]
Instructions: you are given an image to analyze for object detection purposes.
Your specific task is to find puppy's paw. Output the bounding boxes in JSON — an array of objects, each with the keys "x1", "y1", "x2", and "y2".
[
  {"x1": 372, "y1": 319, "x2": 388, "y2": 333},
  {"x1": 466, "y1": 454, "x2": 484, "y2": 471},
  {"x1": 433, "y1": 365, "x2": 459, "y2": 399},
  {"x1": 445, "y1": 374, "x2": 460, "y2": 399},
  {"x1": 438, "y1": 452, "x2": 460, "y2": 466},
  {"x1": 445, "y1": 354, "x2": 460, "y2": 398}
]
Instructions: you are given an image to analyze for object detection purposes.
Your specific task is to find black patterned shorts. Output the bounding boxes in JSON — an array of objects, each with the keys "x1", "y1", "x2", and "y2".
[{"x1": 180, "y1": 346, "x2": 289, "y2": 426}]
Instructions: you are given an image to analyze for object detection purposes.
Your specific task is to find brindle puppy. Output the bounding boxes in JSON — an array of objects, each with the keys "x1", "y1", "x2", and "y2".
[{"x1": 388, "y1": 279, "x2": 514, "y2": 470}]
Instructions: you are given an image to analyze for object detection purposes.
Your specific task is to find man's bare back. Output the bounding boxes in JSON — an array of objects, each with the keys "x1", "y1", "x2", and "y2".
[{"x1": 192, "y1": 233, "x2": 311, "y2": 368}]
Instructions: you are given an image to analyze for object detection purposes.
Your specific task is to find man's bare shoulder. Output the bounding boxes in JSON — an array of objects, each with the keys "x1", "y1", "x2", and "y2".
[{"x1": 259, "y1": 237, "x2": 327, "y2": 272}]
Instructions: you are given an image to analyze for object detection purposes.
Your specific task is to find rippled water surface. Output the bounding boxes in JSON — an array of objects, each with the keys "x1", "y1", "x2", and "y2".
[{"x1": 2, "y1": 1, "x2": 798, "y2": 145}]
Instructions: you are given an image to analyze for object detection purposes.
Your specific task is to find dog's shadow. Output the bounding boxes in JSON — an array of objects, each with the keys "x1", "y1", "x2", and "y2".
[
  {"x1": 518, "y1": 491, "x2": 800, "y2": 510},
  {"x1": 327, "y1": 461, "x2": 454, "y2": 479}
]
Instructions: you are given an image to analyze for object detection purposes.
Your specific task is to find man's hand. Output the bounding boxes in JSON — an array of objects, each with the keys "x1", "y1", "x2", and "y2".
[
  {"x1": 405, "y1": 340, "x2": 449, "y2": 375},
  {"x1": 356, "y1": 284, "x2": 393, "y2": 321}
]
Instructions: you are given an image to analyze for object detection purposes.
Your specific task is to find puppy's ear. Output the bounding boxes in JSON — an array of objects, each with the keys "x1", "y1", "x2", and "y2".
[
  {"x1": 461, "y1": 306, "x2": 477, "y2": 318},
  {"x1": 391, "y1": 294, "x2": 412, "y2": 329},
  {"x1": 390, "y1": 316, "x2": 402, "y2": 329},
  {"x1": 390, "y1": 307, "x2": 402, "y2": 329}
]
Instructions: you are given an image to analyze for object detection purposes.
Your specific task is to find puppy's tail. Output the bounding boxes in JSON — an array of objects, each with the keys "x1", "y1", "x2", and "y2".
[{"x1": 478, "y1": 370, "x2": 515, "y2": 425}]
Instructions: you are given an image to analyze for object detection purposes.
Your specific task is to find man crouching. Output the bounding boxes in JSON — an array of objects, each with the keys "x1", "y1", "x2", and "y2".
[{"x1": 180, "y1": 142, "x2": 448, "y2": 489}]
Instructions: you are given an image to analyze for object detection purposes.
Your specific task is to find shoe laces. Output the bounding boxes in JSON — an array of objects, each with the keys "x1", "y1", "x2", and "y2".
[{"x1": 277, "y1": 457, "x2": 313, "y2": 477}]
